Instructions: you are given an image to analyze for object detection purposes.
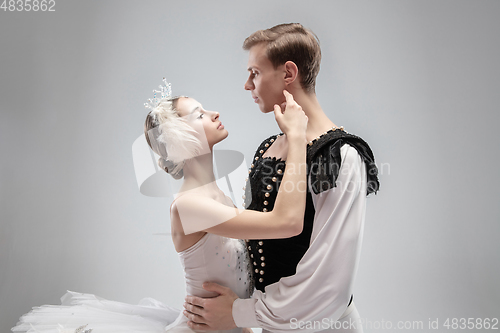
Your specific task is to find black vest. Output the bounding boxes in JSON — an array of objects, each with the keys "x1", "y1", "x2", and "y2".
[{"x1": 244, "y1": 128, "x2": 379, "y2": 291}]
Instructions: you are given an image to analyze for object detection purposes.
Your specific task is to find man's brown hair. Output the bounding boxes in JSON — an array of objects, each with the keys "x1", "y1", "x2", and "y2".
[{"x1": 243, "y1": 23, "x2": 321, "y2": 93}]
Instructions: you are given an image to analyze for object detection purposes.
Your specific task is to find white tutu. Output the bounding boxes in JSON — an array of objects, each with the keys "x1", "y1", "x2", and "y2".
[
  {"x1": 11, "y1": 291, "x2": 180, "y2": 333},
  {"x1": 12, "y1": 233, "x2": 253, "y2": 333}
]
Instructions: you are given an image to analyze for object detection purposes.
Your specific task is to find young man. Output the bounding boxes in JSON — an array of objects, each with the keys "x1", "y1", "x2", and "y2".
[{"x1": 183, "y1": 23, "x2": 379, "y2": 332}]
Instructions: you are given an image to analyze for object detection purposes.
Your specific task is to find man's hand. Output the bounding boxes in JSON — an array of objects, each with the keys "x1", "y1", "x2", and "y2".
[{"x1": 184, "y1": 282, "x2": 239, "y2": 331}]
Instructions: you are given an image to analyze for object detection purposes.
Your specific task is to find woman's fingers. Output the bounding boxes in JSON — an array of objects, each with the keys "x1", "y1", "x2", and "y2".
[
  {"x1": 273, "y1": 91, "x2": 307, "y2": 137},
  {"x1": 280, "y1": 101, "x2": 287, "y2": 112},
  {"x1": 283, "y1": 90, "x2": 295, "y2": 104},
  {"x1": 273, "y1": 104, "x2": 283, "y2": 123},
  {"x1": 283, "y1": 90, "x2": 301, "y2": 109}
]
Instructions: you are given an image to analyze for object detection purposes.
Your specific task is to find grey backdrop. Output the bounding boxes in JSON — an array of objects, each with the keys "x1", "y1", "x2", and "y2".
[{"x1": 1, "y1": 1, "x2": 499, "y2": 332}]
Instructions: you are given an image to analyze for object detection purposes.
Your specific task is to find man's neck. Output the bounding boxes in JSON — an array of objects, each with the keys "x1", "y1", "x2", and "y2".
[{"x1": 289, "y1": 88, "x2": 337, "y2": 142}]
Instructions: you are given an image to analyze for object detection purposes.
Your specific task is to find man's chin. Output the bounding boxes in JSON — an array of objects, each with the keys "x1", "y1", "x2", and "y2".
[
  {"x1": 260, "y1": 106, "x2": 275, "y2": 114},
  {"x1": 256, "y1": 101, "x2": 275, "y2": 113}
]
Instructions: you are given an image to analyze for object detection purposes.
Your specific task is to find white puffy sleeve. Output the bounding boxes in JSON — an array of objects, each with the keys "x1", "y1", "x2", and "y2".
[{"x1": 232, "y1": 144, "x2": 367, "y2": 332}]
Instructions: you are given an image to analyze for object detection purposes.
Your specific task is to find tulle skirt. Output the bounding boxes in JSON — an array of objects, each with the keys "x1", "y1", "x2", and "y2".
[{"x1": 11, "y1": 291, "x2": 182, "y2": 333}]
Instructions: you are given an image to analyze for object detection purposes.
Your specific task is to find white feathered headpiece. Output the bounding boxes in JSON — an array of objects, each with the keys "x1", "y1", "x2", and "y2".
[{"x1": 144, "y1": 78, "x2": 202, "y2": 176}]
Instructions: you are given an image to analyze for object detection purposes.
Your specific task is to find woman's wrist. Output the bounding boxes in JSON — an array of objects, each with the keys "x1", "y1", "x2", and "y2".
[{"x1": 286, "y1": 132, "x2": 307, "y2": 145}]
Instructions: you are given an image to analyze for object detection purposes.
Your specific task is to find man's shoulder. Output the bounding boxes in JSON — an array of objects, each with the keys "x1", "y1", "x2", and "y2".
[
  {"x1": 307, "y1": 129, "x2": 374, "y2": 161},
  {"x1": 307, "y1": 129, "x2": 379, "y2": 195}
]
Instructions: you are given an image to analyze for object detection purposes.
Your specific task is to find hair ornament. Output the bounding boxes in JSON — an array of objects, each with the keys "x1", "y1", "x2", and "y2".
[
  {"x1": 144, "y1": 77, "x2": 172, "y2": 110},
  {"x1": 144, "y1": 78, "x2": 174, "y2": 125}
]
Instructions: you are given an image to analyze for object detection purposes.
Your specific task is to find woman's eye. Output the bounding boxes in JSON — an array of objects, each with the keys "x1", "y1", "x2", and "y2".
[{"x1": 198, "y1": 113, "x2": 204, "y2": 119}]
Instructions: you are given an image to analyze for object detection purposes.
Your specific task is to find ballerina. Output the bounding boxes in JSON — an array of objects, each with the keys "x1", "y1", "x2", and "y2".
[{"x1": 12, "y1": 79, "x2": 308, "y2": 333}]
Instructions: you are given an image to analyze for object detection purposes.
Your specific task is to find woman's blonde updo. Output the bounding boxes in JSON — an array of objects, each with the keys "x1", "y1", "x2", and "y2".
[{"x1": 144, "y1": 96, "x2": 202, "y2": 179}]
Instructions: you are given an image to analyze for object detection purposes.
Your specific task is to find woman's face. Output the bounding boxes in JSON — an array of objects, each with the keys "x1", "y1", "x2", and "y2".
[{"x1": 176, "y1": 97, "x2": 228, "y2": 148}]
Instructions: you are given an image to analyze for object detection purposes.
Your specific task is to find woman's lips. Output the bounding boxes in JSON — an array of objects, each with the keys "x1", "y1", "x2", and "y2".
[{"x1": 217, "y1": 122, "x2": 224, "y2": 129}]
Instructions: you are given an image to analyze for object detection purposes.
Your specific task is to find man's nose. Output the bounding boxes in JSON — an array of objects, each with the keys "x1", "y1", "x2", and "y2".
[{"x1": 244, "y1": 78, "x2": 253, "y2": 90}]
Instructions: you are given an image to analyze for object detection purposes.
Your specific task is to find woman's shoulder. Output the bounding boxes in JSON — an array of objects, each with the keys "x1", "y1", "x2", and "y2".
[
  {"x1": 171, "y1": 192, "x2": 210, "y2": 214},
  {"x1": 171, "y1": 190, "x2": 233, "y2": 209},
  {"x1": 170, "y1": 191, "x2": 239, "y2": 235}
]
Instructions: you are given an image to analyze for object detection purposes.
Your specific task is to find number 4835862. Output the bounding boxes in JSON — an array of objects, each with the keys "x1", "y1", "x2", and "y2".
[{"x1": 1, "y1": 0, "x2": 56, "y2": 11}]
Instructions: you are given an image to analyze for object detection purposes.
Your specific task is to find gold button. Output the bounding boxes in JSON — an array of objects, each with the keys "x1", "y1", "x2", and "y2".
[
  {"x1": 270, "y1": 139, "x2": 274, "y2": 142},
  {"x1": 258, "y1": 249, "x2": 263, "y2": 253},
  {"x1": 242, "y1": 203, "x2": 245, "y2": 207},
  {"x1": 259, "y1": 278, "x2": 263, "y2": 283},
  {"x1": 243, "y1": 186, "x2": 246, "y2": 190},
  {"x1": 255, "y1": 157, "x2": 259, "y2": 161},
  {"x1": 260, "y1": 256, "x2": 265, "y2": 261},
  {"x1": 261, "y1": 262, "x2": 266, "y2": 267},
  {"x1": 259, "y1": 150, "x2": 264, "y2": 154},
  {"x1": 263, "y1": 208, "x2": 268, "y2": 212},
  {"x1": 248, "y1": 170, "x2": 251, "y2": 174},
  {"x1": 272, "y1": 177, "x2": 277, "y2": 182},
  {"x1": 259, "y1": 270, "x2": 264, "y2": 275},
  {"x1": 245, "y1": 177, "x2": 248, "y2": 181},
  {"x1": 250, "y1": 254, "x2": 254, "y2": 258},
  {"x1": 265, "y1": 192, "x2": 270, "y2": 197},
  {"x1": 258, "y1": 241, "x2": 263, "y2": 246},
  {"x1": 248, "y1": 246, "x2": 251, "y2": 250},
  {"x1": 253, "y1": 262, "x2": 257, "y2": 266},
  {"x1": 277, "y1": 169, "x2": 283, "y2": 175},
  {"x1": 242, "y1": 195, "x2": 246, "y2": 199},
  {"x1": 263, "y1": 201, "x2": 268, "y2": 205},
  {"x1": 251, "y1": 164, "x2": 254, "y2": 168},
  {"x1": 265, "y1": 143, "x2": 269, "y2": 147},
  {"x1": 267, "y1": 185, "x2": 272, "y2": 190},
  {"x1": 255, "y1": 269, "x2": 259, "y2": 273}
]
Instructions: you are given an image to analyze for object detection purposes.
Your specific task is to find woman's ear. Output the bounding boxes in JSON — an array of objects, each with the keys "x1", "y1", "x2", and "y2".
[{"x1": 284, "y1": 61, "x2": 299, "y2": 85}]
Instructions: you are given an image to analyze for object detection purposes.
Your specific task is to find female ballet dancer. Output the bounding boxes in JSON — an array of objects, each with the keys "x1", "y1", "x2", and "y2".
[{"x1": 12, "y1": 79, "x2": 308, "y2": 333}]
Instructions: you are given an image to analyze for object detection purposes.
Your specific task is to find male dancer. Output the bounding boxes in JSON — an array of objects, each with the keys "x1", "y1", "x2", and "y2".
[{"x1": 184, "y1": 23, "x2": 379, "y2": 332}]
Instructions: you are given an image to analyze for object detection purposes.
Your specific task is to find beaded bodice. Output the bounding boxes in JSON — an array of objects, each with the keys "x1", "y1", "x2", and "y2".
[{"x1": 243, "y1": 134, "x2": 315, "y2": 291}]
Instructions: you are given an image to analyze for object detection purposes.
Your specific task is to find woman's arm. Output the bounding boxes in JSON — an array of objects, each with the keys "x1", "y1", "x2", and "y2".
[{"x1": 174, "y1": 91, "x2": 308, "y2": 240}]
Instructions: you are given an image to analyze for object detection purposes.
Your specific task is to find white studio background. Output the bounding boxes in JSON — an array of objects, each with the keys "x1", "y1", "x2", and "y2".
[{"x1": 1, "y1": 1, "x2": 499, "y2": 332}]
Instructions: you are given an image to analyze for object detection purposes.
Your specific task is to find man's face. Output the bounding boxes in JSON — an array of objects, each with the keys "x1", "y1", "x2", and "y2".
[{"x1": 244, "y1": 43, "x2": 286, "y2": 113}]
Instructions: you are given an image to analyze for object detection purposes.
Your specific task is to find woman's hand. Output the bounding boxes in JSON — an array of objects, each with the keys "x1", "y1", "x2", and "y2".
[{"x1": 273, "y1": 90, "x2": 308, "y2": 141}]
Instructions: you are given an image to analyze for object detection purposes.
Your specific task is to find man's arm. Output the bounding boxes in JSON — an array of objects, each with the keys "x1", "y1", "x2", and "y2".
[{"x1": 185, "y1": 145, "x2": 367, "y2": 332}]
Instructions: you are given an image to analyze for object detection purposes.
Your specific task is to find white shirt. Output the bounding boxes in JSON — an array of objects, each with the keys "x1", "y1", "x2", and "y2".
[{"x1": 233, "y1": 144, "x2": 367, "y2": 332}]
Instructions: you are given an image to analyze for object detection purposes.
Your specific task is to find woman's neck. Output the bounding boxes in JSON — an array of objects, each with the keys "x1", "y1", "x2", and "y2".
[{"x1": 181, "y1": 151, "x2": 219, "y2": 194}]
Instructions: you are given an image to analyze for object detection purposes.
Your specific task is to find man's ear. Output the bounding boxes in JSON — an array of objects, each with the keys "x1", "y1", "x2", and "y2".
[{"x1": 284, "y1": 61, "x2": 299, "y2": 85}]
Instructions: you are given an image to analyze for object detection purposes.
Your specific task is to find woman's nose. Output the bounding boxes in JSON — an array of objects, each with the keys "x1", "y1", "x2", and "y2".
[{"x1": 211, "y1": 111, "x2": 220, "y2": 121}]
